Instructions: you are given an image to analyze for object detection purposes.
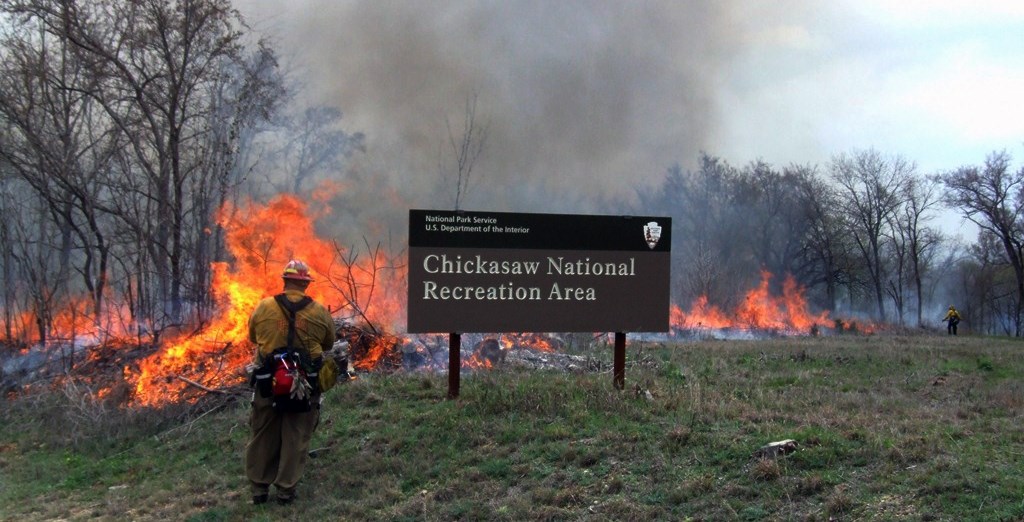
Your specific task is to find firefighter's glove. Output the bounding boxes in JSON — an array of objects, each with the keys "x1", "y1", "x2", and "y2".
[{"x1": 289, "y1": 368, "x2": 312, "y2": 400}]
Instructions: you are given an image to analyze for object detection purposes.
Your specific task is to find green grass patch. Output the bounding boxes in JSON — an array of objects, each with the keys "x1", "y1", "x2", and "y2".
[{"x1": 2, "y1": 334, "x2": 1023, "y2": 520}]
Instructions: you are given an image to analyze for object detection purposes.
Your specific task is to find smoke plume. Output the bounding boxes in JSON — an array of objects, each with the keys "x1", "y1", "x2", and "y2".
[{"x1": 239, "y1": 0, "x2": 749, "y2": 219}]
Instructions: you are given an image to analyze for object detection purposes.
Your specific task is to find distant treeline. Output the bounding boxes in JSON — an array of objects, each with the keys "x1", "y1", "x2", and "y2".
[
  {"x1": 636, "y1": 149, "x2": 1024, "y2": 336},
  {"x1": 0, "y1": 0, "x2": 1022, "y2": 345}
]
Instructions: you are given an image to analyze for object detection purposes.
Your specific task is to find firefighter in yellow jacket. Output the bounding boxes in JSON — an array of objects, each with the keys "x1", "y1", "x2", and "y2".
[
  {"x1": 942, "y1": 305, "x2": 961, "y2": 335},
  {"x1": 245, "y1": 259, "x2": 335, "y2": 505}
]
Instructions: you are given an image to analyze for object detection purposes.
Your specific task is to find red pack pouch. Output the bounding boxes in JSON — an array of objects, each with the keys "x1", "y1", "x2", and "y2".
[{"x1": 272, "y1": 354, "x2": 295, "y2": 396}]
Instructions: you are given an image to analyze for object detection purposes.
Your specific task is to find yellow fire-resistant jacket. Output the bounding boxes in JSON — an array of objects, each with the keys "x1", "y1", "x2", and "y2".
[
  {"x1": 248, "y1": 289, "x2": 335, "y2": 363},
  {"x1": 943, "y1": 308, "x2": 961, "y2": 322}
]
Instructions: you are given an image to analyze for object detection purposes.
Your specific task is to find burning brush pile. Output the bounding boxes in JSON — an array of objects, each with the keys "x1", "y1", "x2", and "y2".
[
  {"x1": 1, "y1": 195, "x2": 870, "y2": 408},
  {"x1": 0, "y1": 320, "x2": 593, "y2": 407},
  {"x1": 0, "y1": 196, "x2": 598, "y2": 407}
]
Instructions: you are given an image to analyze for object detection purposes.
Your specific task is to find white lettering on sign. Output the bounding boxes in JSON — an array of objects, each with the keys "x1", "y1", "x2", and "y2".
[
  {"x1": 423, "y1": 254, "x2": 541, "y2": 275},
  {"x1": 547, "y1": 257, "x2": 635, "y2": 276},
  {"x1": 422, "y1": 254, "x2": 637, "y2": 277},
  {"x1": 548, "y1": 283, "x2": 597, "y2": 301},
  {"x1": 422, "y1": 281, "x2": 543, "y2": 301}
]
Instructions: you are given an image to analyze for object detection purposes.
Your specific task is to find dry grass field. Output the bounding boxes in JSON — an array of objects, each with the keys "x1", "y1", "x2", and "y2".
[{"x1": 1, "y1": 332, "x2": 1022, "y2": 521}]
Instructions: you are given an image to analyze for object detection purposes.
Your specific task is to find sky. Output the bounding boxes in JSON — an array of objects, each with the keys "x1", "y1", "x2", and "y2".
[
  {"x1": 236, "y1": 0, "x2": 1024, "y2": 233},
  {"x1": 720, "y1": 1, "x2": 1024, "y2": 174}
]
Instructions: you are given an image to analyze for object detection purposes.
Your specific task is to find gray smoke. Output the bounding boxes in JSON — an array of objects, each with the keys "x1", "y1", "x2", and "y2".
[{"x1": 239, "y1": 1, "x2": 750, "y2": 217}]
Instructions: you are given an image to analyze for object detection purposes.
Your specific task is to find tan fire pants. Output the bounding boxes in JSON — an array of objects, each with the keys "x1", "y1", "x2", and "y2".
[{"x1": 244, "y1": 393, "x2": 319, "y2": 499}]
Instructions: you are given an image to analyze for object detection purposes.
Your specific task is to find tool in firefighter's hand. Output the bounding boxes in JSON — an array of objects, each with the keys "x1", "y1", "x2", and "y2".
[
  {"x1": 327, "y1": 340, "x2": 350, "y2": 359},
  {"x1": 325, "y1": 341, "x2": 355, "y2": 383},
  {"x1": 337, "y1": 356, "x2": 356, "y2": 382}
]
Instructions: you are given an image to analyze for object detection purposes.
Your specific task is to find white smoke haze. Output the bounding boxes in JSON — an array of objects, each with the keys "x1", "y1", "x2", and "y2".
[
  {"x1": 238, "y1": 0, "x2": 743, "y2": 221},
  {"x1": 238, "y1": 0, "x2": 1023, "y2": 243}
]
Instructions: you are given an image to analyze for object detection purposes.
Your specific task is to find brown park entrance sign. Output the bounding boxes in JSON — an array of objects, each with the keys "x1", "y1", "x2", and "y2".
[
  {"x1": 408, "y1": 209, "x2": 672, "y2": 397},
  {"x1": 408, "y1": 209, "x2": 672, "y2": 333}
]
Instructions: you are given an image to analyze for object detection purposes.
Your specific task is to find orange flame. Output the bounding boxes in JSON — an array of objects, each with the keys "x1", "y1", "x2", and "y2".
[
  {"x1": 7, "y1": 296, "x2": 135, "y2": 346},
  {"x1": 501, "y1": 333, "x2": 558, "y2": 352},
  {"x1": 465, "y1": 353, "x2": 495, "y2": 370},
  {"x1": 128, "y1": 190, "x2": 407, "y2": 406},
  {"x1": 352, "y1": 340, "x2": 391, "y2": 370},
  {"x1": 671, "y1": 295, "x2": 731, "y2": 330},
  {"x1": 672, "y1": 271, "x2": 831, "y2": 334}
]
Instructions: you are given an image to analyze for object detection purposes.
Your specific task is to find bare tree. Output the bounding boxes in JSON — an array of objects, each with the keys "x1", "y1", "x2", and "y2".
[
  {"x1": 941, "y1": 150, "x2": 1024, "y2": 335},
  {"x1": 735, "y1": 161, "x2": 818, "y2": 285},
  {"x1": 190, "y1": 40, "x2": 286, "y2": 318},
  {"x1": 669, "y1": 157, "x2": 734, "y2": 305},
  {"x1": 439, "y1": 93, "x2": 488, "y2": 210},
  {"x1": 7, "y1": 0, "x2": 251, "y2": 323},
  {"x1": 792, "y1": 165, "x2": 855, "y2": 311},
  {"x1": 883, "y1": 209, "x2": 910, "y2": 325},
  {"x1": 0, "y1": 174, "x2": 31, "y2": 343},
  {"x1": 269, "y1": 105, "x2": 364, "y2": 195},
  {"x1": 2, "y1": 0, "x2": 290, "y2": 331},
  {"x1": 0, "y1": 16, "x2": 121, "y2": 336},
  {"x1": 0, "y1": 169, "x2": 13, "y2": 343},
  {"x1": 898, "y1": 176, "x2": 943, "y2": 327},
  {"x1": 0, "y1": 0, "x2": 287, "y2": 348},
  {"x1": 0, "y1": 188, "x2": 66, "y2": 344},
  {"x1": 830, "y1": 149, "x2": 914, "y2": 321},
  {"x1": 945, "y1": 231, "x2": 1014, "y2": 335}
]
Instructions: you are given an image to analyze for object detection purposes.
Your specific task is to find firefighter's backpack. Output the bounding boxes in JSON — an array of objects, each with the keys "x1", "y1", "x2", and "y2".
[{"x1": 253, "y1": 294, "x2": 319, "y2": 413}]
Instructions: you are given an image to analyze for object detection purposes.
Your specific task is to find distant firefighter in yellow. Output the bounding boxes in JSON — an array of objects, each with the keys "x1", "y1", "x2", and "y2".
[{"x1": 942, "y1": 305, "x2": 961, "y2": 335}]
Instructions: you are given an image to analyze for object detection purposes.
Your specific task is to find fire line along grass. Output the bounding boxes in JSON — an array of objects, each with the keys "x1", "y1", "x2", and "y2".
[{"x1": 1, "y1": 334, "x2": 1023, "y2": 521}]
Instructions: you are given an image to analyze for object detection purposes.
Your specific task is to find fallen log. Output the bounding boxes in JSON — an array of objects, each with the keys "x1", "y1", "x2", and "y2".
[{"x1": 175, "y1": 375, "x2": 226, "y2": 395}]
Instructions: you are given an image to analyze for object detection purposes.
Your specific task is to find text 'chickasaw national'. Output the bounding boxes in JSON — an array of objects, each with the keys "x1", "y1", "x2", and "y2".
[{"x1": 422, "y1": 254, "x2": 635, "y2": 276}]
